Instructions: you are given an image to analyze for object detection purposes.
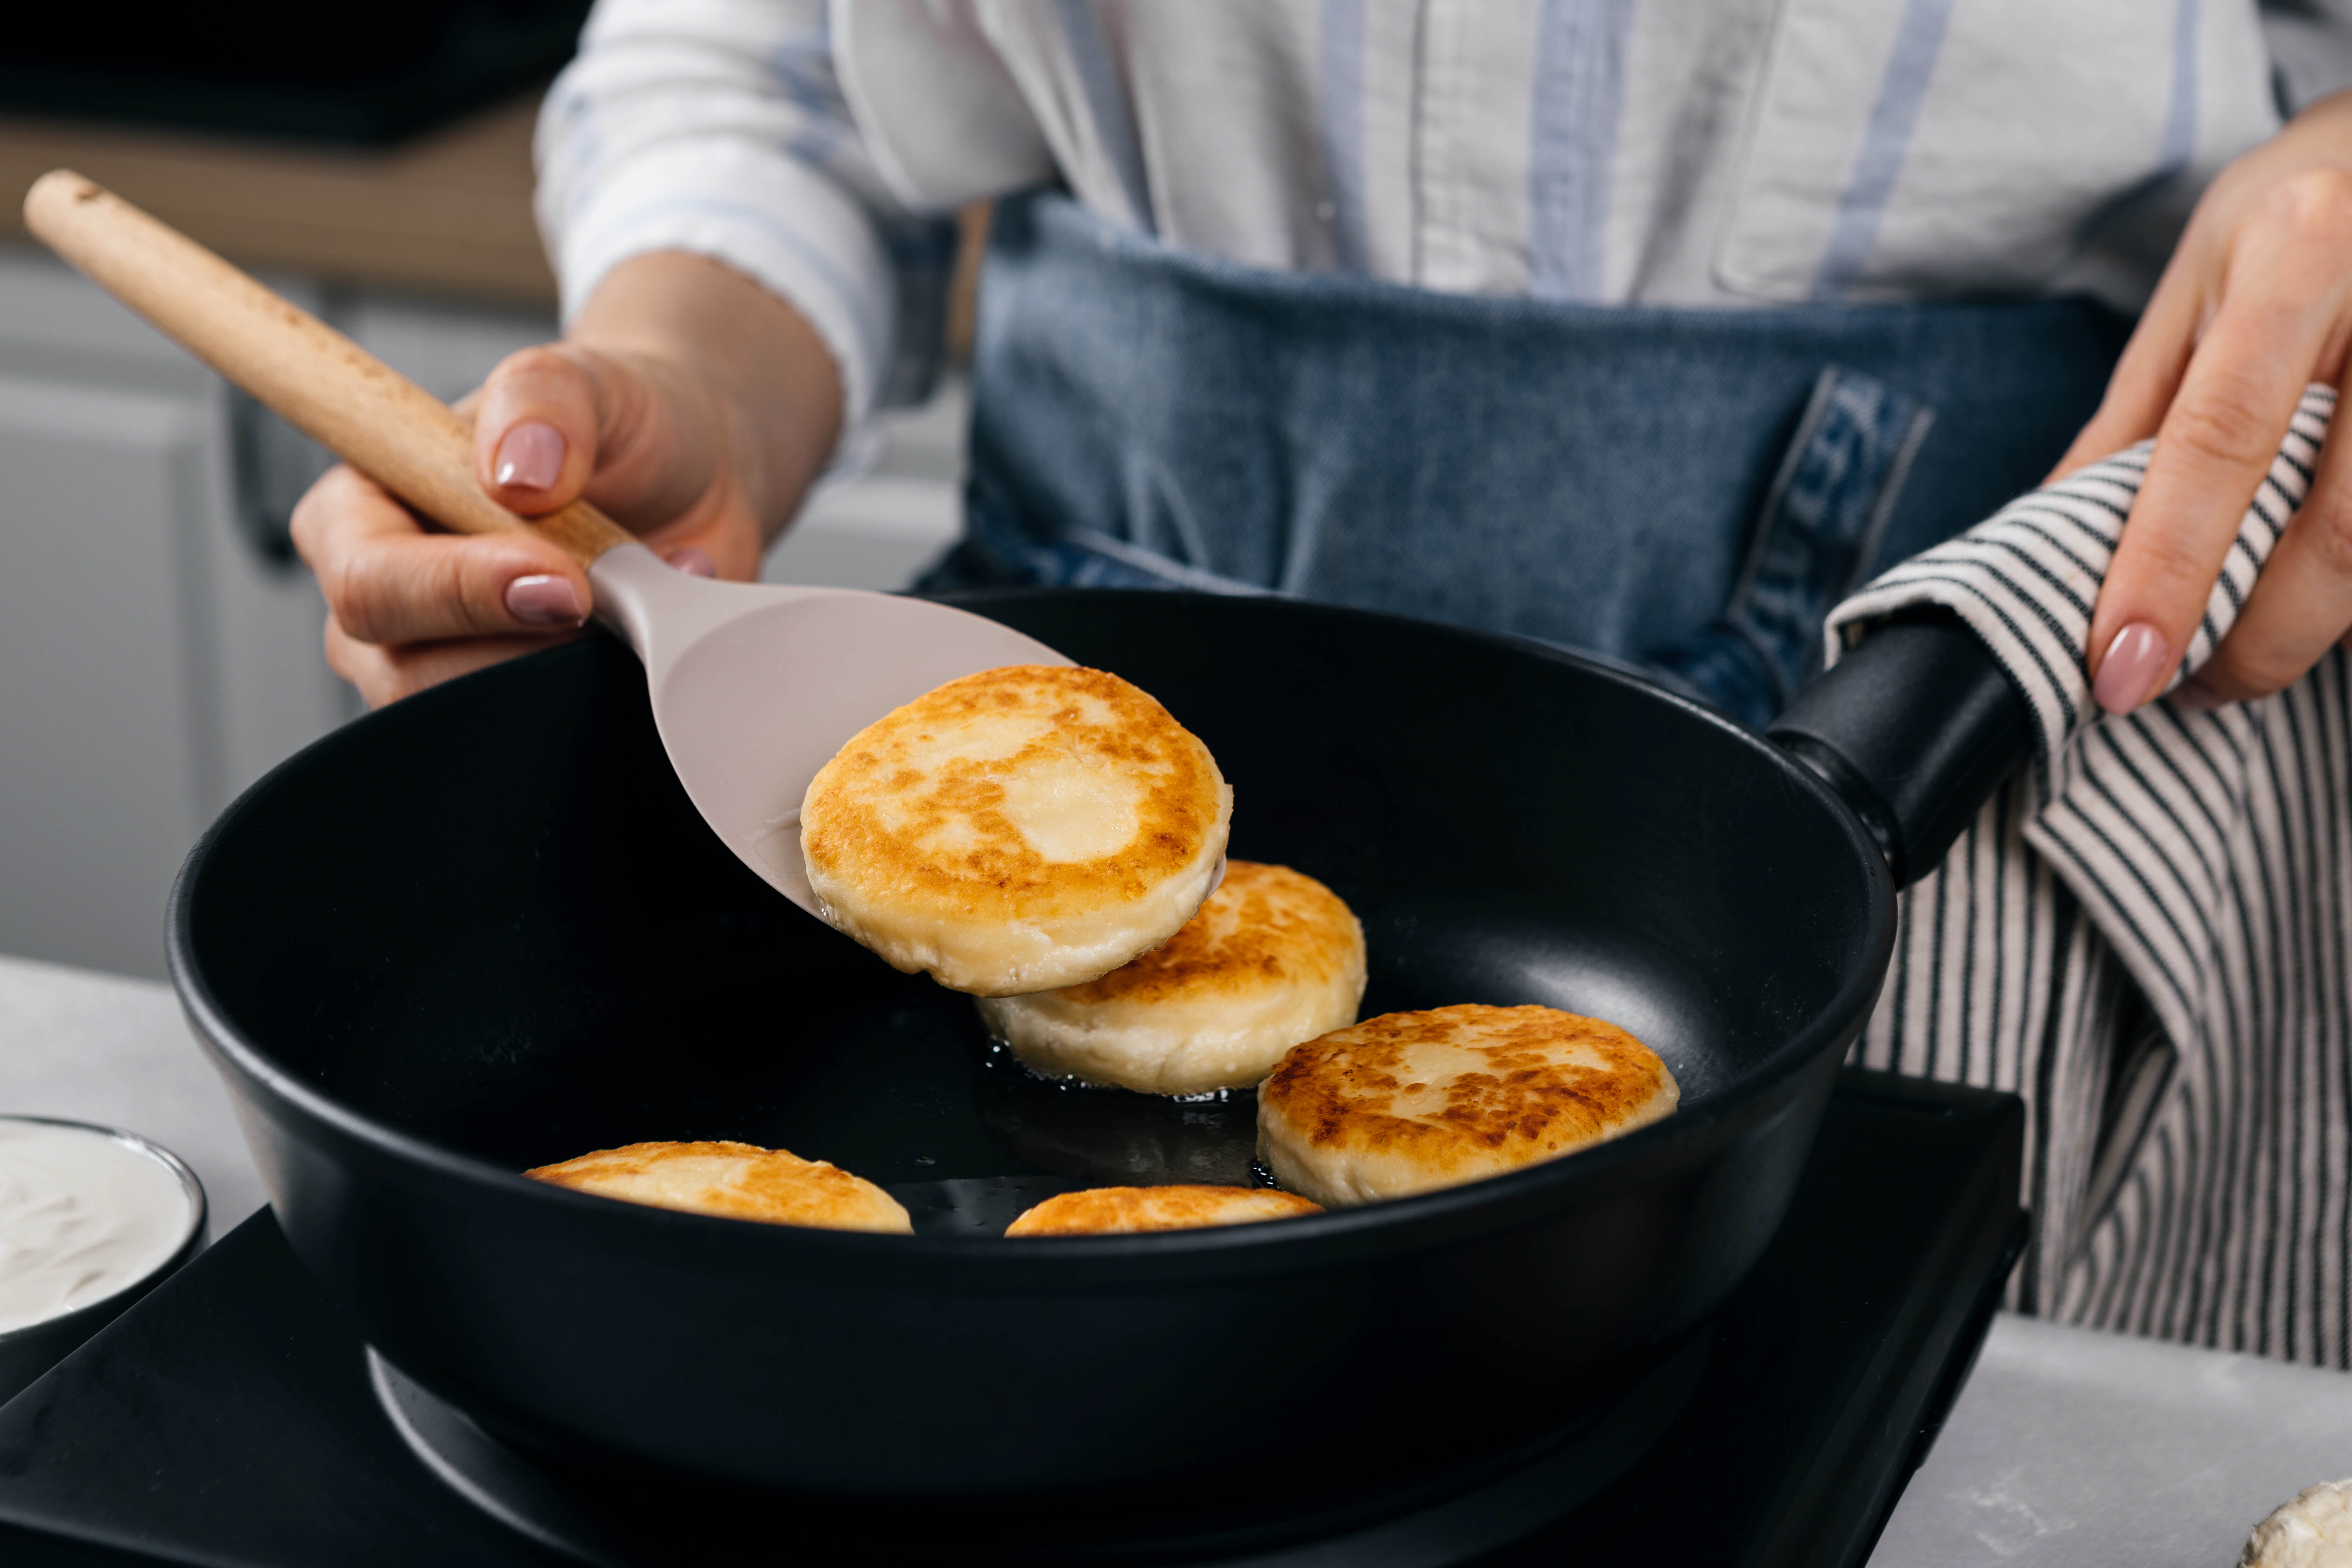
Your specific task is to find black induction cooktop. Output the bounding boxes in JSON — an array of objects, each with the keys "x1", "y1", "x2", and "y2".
[{"x1": 0, "y1": 1069, "x2": 2023, "y2": 1568}]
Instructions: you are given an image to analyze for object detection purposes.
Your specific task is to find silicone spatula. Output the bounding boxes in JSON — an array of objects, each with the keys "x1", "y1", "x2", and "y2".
[{"x1": 24, "y1": 170, "x2": 1069, "y2": 915}]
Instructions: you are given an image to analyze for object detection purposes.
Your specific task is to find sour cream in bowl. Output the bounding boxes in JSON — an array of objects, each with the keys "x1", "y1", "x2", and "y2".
[{"x1": 0, "y1": 1117, "x2": 205, "y2": 1404}]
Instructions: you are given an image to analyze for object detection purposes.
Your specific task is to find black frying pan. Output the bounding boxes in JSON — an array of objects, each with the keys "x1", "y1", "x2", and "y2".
[{"x1": 166, "y1": 588, "x2": 2023, "y2": 1541}]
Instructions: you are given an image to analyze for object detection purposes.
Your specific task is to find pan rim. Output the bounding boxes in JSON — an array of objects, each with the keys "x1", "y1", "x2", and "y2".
[{"x1": 167, "y1": 598, "x2": 1896, "y2": 1268}]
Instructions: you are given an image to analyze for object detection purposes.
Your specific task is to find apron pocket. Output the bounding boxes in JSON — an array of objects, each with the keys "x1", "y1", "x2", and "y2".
[{"x1": 1656, "y1": 366, "x2": 1931, "y2": 726}]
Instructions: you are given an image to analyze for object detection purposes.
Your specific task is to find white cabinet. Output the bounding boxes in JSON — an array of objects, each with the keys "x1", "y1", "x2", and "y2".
[
  {"x1": 0, "y1": 249, "x2": 342, "y2": 979},
  {"x1": 0, "y1": 255, "x2": 559, "y2": 979},
  {"x1": 0, "y1": 246, "x2": 966, "y2": 980}
]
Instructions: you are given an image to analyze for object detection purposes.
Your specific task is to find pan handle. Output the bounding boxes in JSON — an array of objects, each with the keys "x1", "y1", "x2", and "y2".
[{"x1": 1765, "y1": 612, "x2": 2030, "y2": 888}]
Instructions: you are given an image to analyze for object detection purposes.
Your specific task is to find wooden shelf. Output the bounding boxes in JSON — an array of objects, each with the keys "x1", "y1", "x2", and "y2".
[{"x1": 0, "y1": 96, "x2": 554, "y2": 306}]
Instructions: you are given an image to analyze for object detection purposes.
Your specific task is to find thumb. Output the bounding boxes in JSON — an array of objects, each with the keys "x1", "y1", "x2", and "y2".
[
  {"x1": 473, "y1": 344, "x2": 728, "y2": 540},
  {"x1": 473, "y1": 343, "x2": 607, "y2": 518}
]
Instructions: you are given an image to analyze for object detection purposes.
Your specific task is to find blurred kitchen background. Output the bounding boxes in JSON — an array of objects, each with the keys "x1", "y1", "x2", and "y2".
[{"x1": 0, "y1": 3, "x2": 973, "y2": 979}]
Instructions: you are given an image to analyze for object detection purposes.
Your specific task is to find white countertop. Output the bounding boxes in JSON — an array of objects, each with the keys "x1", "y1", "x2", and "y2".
[
  {"x1": 0, "y1": 952, "x2": 2344, "y2": 1563},
  {"x1": 0, "y1": 952, "x2": 267, "y2": 1232},
  {"x1": 1882, "y1": 1313, "x2": 2352, "y2": 1564}
]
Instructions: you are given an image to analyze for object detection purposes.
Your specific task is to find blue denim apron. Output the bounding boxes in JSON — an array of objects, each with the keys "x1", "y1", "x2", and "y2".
[{"x1": 923, "y1": 193, "x2": 2129, "y2": 727}]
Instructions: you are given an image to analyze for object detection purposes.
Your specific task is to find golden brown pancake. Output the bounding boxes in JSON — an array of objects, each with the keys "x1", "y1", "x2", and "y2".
[
  {"x1": 1256, "y1": 1004, "x2": 1679, "y2": 1207},
  {"x1": 800, "y1": 664, "x2": 1232, "y2": 996},
  {"x1": 1004, "y1": 1184, "x2": 1324, "y2": 1236},
  {"x1": 525, "y1": 1141, "x2": 911, "y2": 1234},
  {"x1": 976, "y1": 860, "x2": 1366, "y2": 1096}
]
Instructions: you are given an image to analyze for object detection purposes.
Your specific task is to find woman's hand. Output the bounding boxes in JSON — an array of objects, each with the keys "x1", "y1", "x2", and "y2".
[
  {"x1": 293, "y1": 251, "x2": 842, "y2": 707},
  {"x1": 2062, "y1": 90, "x2": 2352, "y2": 715}
]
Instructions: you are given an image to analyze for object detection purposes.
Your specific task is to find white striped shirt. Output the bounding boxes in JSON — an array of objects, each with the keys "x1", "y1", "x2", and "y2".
[
  {"x1": 537, "y1": 6, "x2": 2352, "y2": 1363},
  {"x1": 1834, "y1": 387, "x2": 2352, "y2": 1367},
  {"x1": 536, "y1": 0, "x2": 2335, "y2": 432}
]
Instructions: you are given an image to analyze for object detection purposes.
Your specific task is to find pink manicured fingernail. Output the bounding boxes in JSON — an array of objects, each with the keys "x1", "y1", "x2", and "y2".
[
  {"x1": 493, "y1": 422, "x2": 564, "y2": 490},
  {"x1": 505, "y1": 574, "x2": 583, "y2": 626},
  {"x1": 2094, "y1": 623, "x2": 2171, "y2": 715},
  {"x1": 666, "y1": 547, "x2": 718, "y2": 578}
]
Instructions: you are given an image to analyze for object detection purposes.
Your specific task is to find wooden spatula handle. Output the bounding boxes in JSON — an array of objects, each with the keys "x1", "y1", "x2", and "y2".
[{"x1": 22, "y1": 169, "x2": 633, "y2": 566}]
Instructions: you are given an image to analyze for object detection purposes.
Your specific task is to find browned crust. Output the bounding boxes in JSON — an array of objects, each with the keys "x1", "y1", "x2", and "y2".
[
  {"x1": 525, "y1": 1140, "x2": 905, "y2": 1230},
  {"x1": 1004, "y1": 1184, "x2": 1325, "y2": 1236},
  {"x1": 1261, "y1": 1005, "x2": 1675, "y2": 1176},
  {"x1": 1049, "y1": 861, "x2": 1360, "y2": 1005},
  {"x1": 801, "y1": 665, "x2": 1225, "y2": 921}
]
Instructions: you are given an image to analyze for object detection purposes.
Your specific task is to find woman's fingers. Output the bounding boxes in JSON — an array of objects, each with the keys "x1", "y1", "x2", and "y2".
[
  {"x1": 295, "y1": 250, "x2": 833, "y2": 708},
  {"x1": 292, "y1": 464, "x2": 589, "y2": 646},
  {"x1": 2086, "y1": 172, "x2": 2352, "y2": 713},
  {"x1": 2185, "y1": 400, "x2": 2352, "y2": 703}
]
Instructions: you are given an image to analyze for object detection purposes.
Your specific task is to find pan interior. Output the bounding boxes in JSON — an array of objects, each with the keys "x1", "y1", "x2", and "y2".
[{"x1": 183, "y1": 593, "x2": 1883, "y2": 1236}]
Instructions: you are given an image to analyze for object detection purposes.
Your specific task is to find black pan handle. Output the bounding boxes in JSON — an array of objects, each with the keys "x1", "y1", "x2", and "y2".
[{"x1": 1765, "y1": 611, "x2": 2031, "y2": 888}]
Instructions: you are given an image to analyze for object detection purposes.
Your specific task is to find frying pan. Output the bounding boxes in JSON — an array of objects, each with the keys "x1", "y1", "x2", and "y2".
[{"x1": 167, "y1": 586, "x2": 2025, "y2": 1534}]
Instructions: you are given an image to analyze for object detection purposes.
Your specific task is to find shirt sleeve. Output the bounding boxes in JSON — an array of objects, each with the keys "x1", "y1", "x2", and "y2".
[
  {"x1": 2262, "y1": 0, "x2": 2352, "y2": 113},
  {"x1": 534, "y1": 0, "x2": 960, "y2": 426}
]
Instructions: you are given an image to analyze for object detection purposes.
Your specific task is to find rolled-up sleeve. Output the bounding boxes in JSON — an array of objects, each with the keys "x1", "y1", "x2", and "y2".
[
  {"x1": 2264, "y1": 0, "x2": 2352, "y2": 112},
  {"x1": 536, "y1": 0, "x2": 958, "y2": 426}
]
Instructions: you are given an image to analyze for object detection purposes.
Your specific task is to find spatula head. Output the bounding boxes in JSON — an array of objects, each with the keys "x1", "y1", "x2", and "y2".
[{"x1": 588, "y1": 545, "x2": 1070, "y2": 914}]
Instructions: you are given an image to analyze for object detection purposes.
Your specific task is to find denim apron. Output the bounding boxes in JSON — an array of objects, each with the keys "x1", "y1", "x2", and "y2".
[{"x1": 924, "y1": 193, "x2": 2130, "y2": 727}]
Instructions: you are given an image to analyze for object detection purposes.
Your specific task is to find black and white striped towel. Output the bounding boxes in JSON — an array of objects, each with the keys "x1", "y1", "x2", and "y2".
[{"x1": 1826, "y1": 384, "x2": 2348, "y2": 1366}]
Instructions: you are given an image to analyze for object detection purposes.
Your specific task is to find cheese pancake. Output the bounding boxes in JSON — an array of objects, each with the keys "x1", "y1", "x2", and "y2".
[
  {"x1": 1005, "y1": 1184, "x2": 1323, "y2": 1236},
  {"x1": 1257, "y1": 1005, "x2": 1679, "y2": 1207},
  {"x1": 976, "y1": 861, "x2": 1366, "y2": 1096},
  {"x1": 800, "y1": 665, "x2": 1232, "y2": 996},
  {"x1": 525, "y1": 1141, "x2": 911, "y2": 1234},
  {"x1": 2244, "y1": 1482, "x2": 2352, "y2": 1567}
]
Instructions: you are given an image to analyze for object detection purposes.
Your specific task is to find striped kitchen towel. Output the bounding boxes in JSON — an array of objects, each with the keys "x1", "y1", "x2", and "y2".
[{"x1": 1826, "y1": 384, "x2": 2349, "y2": 1366}]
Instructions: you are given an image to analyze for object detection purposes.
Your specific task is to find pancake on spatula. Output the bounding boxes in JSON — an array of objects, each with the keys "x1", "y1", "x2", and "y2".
[
  {"x1": 978, "y1": 860, "x2": 1365, "y2": 1096},
  {"x1": 801, "y1": 665, "x2": 1231, "y2": 996}
]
